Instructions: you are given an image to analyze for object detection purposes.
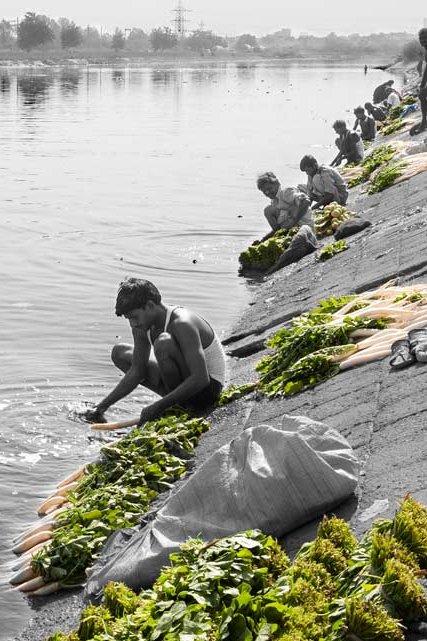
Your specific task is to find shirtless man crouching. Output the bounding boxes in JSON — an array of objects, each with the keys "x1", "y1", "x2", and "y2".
[{"x1": 86, "y1": 278, "x2": 226, "y2": 426}]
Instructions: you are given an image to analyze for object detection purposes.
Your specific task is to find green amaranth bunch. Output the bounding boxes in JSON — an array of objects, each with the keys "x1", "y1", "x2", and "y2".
[
  {"x1": 348, "y1": 144, "x2": 397, "y2": 187},
  {"x1": 239, "y1": 228, "x2": 299, "y2": 271},
  {"x1": 367, "y1": 160, "x2": 408, "y2": 193},
  {"x1": 318, "y1": 240, "x2": 348, "y2": 261}
]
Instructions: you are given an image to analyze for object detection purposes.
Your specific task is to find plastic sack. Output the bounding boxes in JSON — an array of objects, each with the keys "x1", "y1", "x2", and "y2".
[
  {"x1": 334, "y1": 217, "x2": 372, "y2": 240},
  {"x1": 85, "y1": 414, "x2": 359, "y2": 601}
]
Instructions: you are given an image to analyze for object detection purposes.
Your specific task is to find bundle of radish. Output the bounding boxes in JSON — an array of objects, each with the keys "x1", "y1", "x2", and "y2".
[
  {"x1": 255, "y1": 281, "x2": 427, "y2": 397},
  {"x1": 314, "y1": 203, "x2": 355, "y2": 238},
  {"x1": 10, "y1": 413, "x2": 210, "y2": 596}
]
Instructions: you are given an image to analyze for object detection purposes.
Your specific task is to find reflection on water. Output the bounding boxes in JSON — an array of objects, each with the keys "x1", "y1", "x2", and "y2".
[
  {"x1": 59, "y1": 69, "x2": 81, "y2": 94},
  {"x1": 0, "y1": 72, "x2": 10, "y2": 93},
  {"x1": 17, "y1": 73, "x2": 53, "y2": 106},
  {"x1": 0, "y1": 61, "x2": 387, "y2": 640}
]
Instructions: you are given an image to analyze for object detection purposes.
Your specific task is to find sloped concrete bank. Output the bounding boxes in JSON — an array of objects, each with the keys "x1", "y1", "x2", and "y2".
[{"x1": 13, "y1": 128, "x2": 427, "y2": 641}]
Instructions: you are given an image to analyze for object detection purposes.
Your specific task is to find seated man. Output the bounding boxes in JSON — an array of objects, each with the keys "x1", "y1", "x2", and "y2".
[
  {"x1": 353, "y1": 106, "x2": 377, "y2": 141},
  {"x1": 256, "y1": 172, "x2": 317, "y2": 275},
  {"x1": 410, "y1": 28, "x2": 427, "y2": 136},
  {"x1": 299, "y1": 155, "x2": 348, "y2": 210},
  {"x1": 256, "y1": 172, "x2": 313, "y2": 242},
  {"x1": 364, "y1": 102, "x2": 387, "y2": 122},
  {"x1": 384, "y1": 86, "x2": 401, "y2": 110},
  {"x1": 372, "y1": 79, "x2": 394, "y2": 104},
  {"x1": 86, "y1": 278, "x2": 226, "y2": 425},
  {"x1": 331, "y1": 120, "x2": 364, "y2": 167}
]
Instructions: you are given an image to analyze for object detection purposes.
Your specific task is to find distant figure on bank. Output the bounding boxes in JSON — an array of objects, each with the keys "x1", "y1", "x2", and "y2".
[
  {"x1": 353, "y1": 106, "x2": 377, "y2": 141},
  {"x1": 299, "y1": 155, "x2": 348, "y2": 210},
  {"x1": 410, "y1": 28, "x2": 427, "y2": 136},
  {"x1": 331, "y1": 120, "x2": 364, "y2": 167},
  {"x1": 364, "y1": 65, "x2": 368, "y2": 74},
  {"x1": 384, "y1": 86, "x2": 401, "y2": 110},
  {"x1": 256, "y1": 172, "x2": 314, "y2": 241},
  {"x1": 372, "y1": 79, "x2": 394, "y2": 104},
  {"x1": 364, "y1": 101, "x2": 387, "y2": 122},
  {"x1": 256, "y1": 172, "x2": 317, "y2": 274},
  {"x1": 85, "y1": 278, "x2": 226, "y2": 425}
]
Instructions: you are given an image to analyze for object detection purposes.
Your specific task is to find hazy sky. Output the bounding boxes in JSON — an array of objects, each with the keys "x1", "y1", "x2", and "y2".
[{"x1": 2, "y1": 0, "x2": 427, "y2": 36}]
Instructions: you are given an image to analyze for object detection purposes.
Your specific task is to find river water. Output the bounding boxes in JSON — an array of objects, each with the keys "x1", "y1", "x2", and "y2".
[{"x1": 0, "y1": 60, "x2": 388, "y2": 639}]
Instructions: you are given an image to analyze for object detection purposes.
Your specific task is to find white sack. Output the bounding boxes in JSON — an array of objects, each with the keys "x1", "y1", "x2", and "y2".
[{"x1": 85, "y1": 414, "x2": 359, "y2": 600}]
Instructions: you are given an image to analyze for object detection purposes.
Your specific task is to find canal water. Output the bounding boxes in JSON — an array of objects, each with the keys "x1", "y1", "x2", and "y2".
[{"x1": 0, "y1": 60, "x2": 388, "y2": 639}]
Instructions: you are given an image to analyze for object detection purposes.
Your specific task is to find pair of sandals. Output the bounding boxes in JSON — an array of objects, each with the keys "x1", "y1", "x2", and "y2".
[{"x1": 389, "y1": 329, "x2": 427, "y2": 369}]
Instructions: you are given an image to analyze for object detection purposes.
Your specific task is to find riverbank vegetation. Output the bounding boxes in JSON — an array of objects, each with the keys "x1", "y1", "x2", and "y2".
[{"x1": 0, "y1": 13, "x2": 419, "y2": 62}]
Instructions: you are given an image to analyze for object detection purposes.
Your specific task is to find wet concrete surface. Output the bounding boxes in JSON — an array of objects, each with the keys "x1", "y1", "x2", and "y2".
[{"x1": 12, "y1": 130, "x2": 427, "y2": 640}]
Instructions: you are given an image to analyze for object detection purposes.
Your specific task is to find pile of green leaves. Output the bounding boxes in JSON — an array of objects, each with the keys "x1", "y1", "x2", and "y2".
[
  {"x1": 32, "y1": 413, "x2": 210, "y2": 586},
  {"x1": 318, "y1": 240, "x2": 348, "y2": 262},
  {"x1": 217, "y1": 382, "x2": 257, "y2": 406},
  {"x1": 380, "y1": 117, "x2": 405, "y2": 136},
  {"x1": 256, "y1": 313, "x2": 387, "y2": 397},
  {"x1": 239, "y1": 228, "x2": 299, "y2": 271},
  {"x1": 47, "y1": 497, "x2": 427, "y2": 641},
  {"x1": 348, "y1": 144, "x2": 397, "y2": 187},
  {"x1": 367, "y1": 160, "x2": 408, "y2": 194}
]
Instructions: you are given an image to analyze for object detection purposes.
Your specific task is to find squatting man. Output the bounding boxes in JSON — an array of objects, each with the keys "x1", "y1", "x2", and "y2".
[{"x1": 85, "y1": 278, "x2": 226, "y2": 426}]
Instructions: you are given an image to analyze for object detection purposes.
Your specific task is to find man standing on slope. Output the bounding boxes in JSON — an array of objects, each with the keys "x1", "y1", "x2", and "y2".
[
  {"x1": 410, "y1": 28, "x2": 427, "y2": 136},
  {"x1": 86, "y1": 278, "x2": 226, "y2": 425}
]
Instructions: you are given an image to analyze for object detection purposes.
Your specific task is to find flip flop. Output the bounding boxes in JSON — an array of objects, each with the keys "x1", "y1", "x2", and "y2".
[
  {"x1": 389, "y1": 339, "x2": 415, "y2": 370},
  {"x1": 409, "y1": 328, "x2": 427, "y2": 363}
]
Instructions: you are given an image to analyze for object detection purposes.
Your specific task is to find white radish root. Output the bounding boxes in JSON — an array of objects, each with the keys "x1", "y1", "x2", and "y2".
[
  {"x1": 57, "y1": 465, "x2": 86, "y2": 488},
  {"x1": 12, "y1": 530, "x2": 52, "y2": 555},
  {"x1": 17, "y1": 576, "x2": 45, "y2": 592},
  {"x1": 31, "y1": 581, "x2": 61, "y2": 596},
  {"x1": 340, "y1": 348, "x2": 391, "y2": 370},
  {"x1": 14, "y1": 520, "x2": 54, "y2": 546},
  {"x1": 37, "y1": 495, "x2": 68, "y2": 516},
  {"x1": 10, "y1": 565, "x2": 37, "y2": 586}
]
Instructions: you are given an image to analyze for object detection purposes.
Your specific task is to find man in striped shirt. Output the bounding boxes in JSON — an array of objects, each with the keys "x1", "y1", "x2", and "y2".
[{"x1": 299, "y1": 155, "x2": 348, "y2": 210}]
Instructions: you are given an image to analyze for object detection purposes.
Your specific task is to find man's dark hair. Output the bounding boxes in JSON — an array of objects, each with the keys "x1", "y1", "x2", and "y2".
[
  {"x1": 333, "y1": 119, "x2": 347, "y2": 130},
  {"x1": 299, "y1": 154, "x2": 318, "y2": 171},
  {"x1": 419, "y1": 28, "x2": 427, "y2": 48},
  {"x1": 354, "y1": 105, "x2": 365, "y2": 115},
  {"x1": 115, "y1": 278, "x2": 161, "y2": 316},
  {"x1": 256, "y1": 171, "x2": 279, "y2": 191},
  {"x1": 364, "y1": 102, "x2": 374, "y2": 110}
]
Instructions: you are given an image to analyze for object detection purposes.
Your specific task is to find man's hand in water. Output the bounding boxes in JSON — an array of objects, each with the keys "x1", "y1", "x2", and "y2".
[{"x1": 82, "y1": 406, "x2": 107, "y2": 424}]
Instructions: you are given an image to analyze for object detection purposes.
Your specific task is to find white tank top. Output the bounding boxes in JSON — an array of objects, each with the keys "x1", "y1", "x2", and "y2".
[{"x1": 148, "y1": 306, "x2": 226, "y2": 386}]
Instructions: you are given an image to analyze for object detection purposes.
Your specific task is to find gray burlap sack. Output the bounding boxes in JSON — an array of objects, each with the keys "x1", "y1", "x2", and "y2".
[{"x1": 85, "y1": 414, "x2": 359, "y2": 601}]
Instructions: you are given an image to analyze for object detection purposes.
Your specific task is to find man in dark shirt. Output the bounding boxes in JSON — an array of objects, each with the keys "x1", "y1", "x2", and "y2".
[
  {"x1": 372, "y1": 79, "x2": 394, "y2": 104},
  {"x1": 353, "y1": 106, "x2": 377, "y2": 141},
  {"x1": 364, "y1": 102, "x2": 387, "y2": 122},
  {"x1": 331, "y1": 120, "x2": 364, "y2": 167},
  {"x1": 410, "y1": 28, "x2": 427, "y2": 136}
]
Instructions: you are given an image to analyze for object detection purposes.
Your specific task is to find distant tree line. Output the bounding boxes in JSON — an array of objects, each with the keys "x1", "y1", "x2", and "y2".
[{"x1": 0, "y1": 12, "x2": 420, "y2": 60}]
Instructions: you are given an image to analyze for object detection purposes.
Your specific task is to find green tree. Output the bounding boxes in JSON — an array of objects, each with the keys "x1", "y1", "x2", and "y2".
[
  {"x1": 185, "y1": 29, "x2": 226, "y2": 53},
  {"x1": 235, "y1": 33, "x2": 258, "y2": 51},
  {"x1": 17, "y1": 12, "x2": 54, "y2": 50},
  {"x1": 150, "y1": 26, "x2": 178, "y2": 51},
  {"x1": 59, "y1": 20, "x2": 83, "y2": 49},
  {"x1": 111, "y1": 28, "x2": 126, "y2": 51},
  {"x1": 0, "y1": 20, "x2": 15, "y2": 47},
  {"x1": 126, "y1": 28, "x2": 150, "y2": 53},
  {"x1": 81, "y1": 25, "x2": 101, "y2": 48}
]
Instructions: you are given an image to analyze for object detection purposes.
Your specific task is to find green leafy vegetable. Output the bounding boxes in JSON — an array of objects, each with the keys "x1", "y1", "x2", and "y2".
[
  {"x1": 318, "y1": 240, "x2": 348, "y2": 261},
  {"x1": 367, "y1": 161, "x2": 408, "y2": 194},
  {"x1": 239, "y1": 228, "x2": 299, "y2": 271}
]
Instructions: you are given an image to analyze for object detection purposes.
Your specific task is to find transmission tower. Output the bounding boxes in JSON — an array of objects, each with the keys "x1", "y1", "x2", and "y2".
[{"x1": 171, "y1": 1, "x2": 191, "y2": 38}]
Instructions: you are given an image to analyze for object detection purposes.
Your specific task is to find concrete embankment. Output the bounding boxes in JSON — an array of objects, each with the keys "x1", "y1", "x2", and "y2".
[{"x1": 12, "y1": 99, "x2": 427, "y2": 641}]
